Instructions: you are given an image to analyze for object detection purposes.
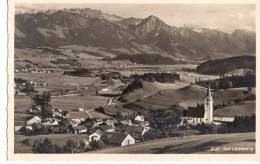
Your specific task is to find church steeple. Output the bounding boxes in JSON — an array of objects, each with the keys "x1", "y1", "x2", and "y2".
[
  {"x1": 204, "y1": 84, "x2": 213, "y2": 124},
  {"x1": 206, "y1": 84, "x2": 211, "y2": 98}
]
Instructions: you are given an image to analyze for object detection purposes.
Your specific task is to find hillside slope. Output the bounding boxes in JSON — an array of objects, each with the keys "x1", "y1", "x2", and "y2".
[
  {"x1": 196, "y1": 56, "x2": 256, "y2": 75},
  {"x1": 124, "y1": 84, "x2": 252, "y2": 111}
]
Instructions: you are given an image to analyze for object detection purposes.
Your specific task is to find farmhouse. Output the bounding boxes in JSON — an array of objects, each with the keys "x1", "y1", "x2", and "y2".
[
  {"x1": 26, "y1": 116, "x2": 42, "y2": 126},
  {"x1": 69, "y1": 112, "x2": 90, "y2": 122},
  {"x1": 89, "y1": 129, "x2": 103, "y2": 142},
  {"x1": 134, "y1": 114, "x2": 145, "y2": 122},
  {"x1": 213, "y1": 116, "x2": 235, "y2": 125},
  {"x1": 100, "y1": 125, "x2": 115, "y2": 133},
  {"x1": 103, "y1": 132, "x2": 135, "y2": 146},
  {"x1": 125, "y1": 126, "x2": 149, "y2": 142},
  {"x1": 76, "y1": 125, "x2": 88, "y2": 134}
]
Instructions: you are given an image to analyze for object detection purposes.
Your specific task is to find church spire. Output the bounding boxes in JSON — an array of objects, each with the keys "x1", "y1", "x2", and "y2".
[{"x1": 206, "y1": 84, "x2": 211, "y2": 97}]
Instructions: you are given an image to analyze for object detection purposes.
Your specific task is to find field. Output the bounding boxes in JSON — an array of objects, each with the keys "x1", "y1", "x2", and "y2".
[
  {"x1": 120, "y1": 81, "x2": 188, "y2": 102},
  {"x1": 15, "y1": 72, "x2": 98, "y2": 90},
  {"x1": 214, "y1": 101, "x2": 255, "y2": 117},
  {"x1": 123, "y1": 84, "x2": 254, "y2": 112},
  {"x1": 14, "y1": 134, "x2": 89, "y2": 153},
  {"x1": 90, "y1": 132, "x2": 255, "y2": 154}
]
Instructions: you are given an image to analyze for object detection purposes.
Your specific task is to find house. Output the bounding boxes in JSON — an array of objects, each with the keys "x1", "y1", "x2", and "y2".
[
  {"x1": 14, "y1": 125, "x2": 23, "y2": 132},
  {"x1": 93, "y1": 119, "x2": 104, "y2": 128},
  {"x1": 100, "y1": 125, "x2": 115, "y2": 133},
  {"x1": 26, "y1": 116, "x2": 42, "y2": 126},
  {"x1": 53, "y1": 109, "x2": 69, "y2": 119},
  {"x1": 120, "y1": 119, "x2": 133, "y2": 126},
  {"x1": 42, "y1": 118, "x2": 60, "y2": 127},
  {"x1": 78, "y1": 107, "x2": 85, "y2": 112},
  {"x1": 134, "y1": 115, "x2": 144, "y2": 122},
  {"x1": 104, "y1": 119, "x2": 117, "y2": 127},
  {"x1": 69, "y1": 112, "x2": 90, "y2": 124},
  {"x1": 103, "y1": 132, "x2": 135, "y2": 146},
  {"x1": 213, "y1": 116, "x2": 235, "y2": 125},
  {"x1": 69, "y1": 119, "x2": 81, "y2": 127},
  {"x1": 139, "y1": 121, "x2": 150, "y2": 127},
  {"x1": 52, "y1": 109, "x2": 63, "y2": 118},
  {"x1": 89, "y1": 130, "x2": 103, "y2": 142},
  {"x1": 62, "y1": 111, "x2": 70, "y2": 118},
  {"x1": 76, "y1": 125, "x2": 88, "y2": 134},
  {"x1": 125, "y1": 126, "x2": 150, "y2": 142}
]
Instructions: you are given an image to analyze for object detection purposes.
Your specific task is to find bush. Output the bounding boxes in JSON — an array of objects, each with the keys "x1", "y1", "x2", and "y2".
[
  {"x1": 90, "y1": 140, "x2": 105, "y2": 150},
  {"x1": 32, "y1": 138, "x2": 60, "y2": 153}
]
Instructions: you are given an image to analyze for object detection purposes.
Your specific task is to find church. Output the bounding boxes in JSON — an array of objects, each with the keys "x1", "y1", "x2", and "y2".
[{"x1": 181, "y1": 85, "x2": 213, "y2": 125}]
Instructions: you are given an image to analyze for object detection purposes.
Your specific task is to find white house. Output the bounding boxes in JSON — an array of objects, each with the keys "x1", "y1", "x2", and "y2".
[
  {"x1": 26, "y1": 116, "x2": 42, "y2": 126},
  {"x1": 213, "y1": 116, "x2": 235, "y2": 125},
  {"x1": 42, "y1": 118, "x2": 59, "y2": 127},
  {"x1": 134, "y1": 115, "x2": 145, "y2": 122},
  {"x1": 89, "y1": 130, "x2": 103, "y2": 142},
  {"x1": 76, "y1": 125, "x2": 88, "y2": 134}
]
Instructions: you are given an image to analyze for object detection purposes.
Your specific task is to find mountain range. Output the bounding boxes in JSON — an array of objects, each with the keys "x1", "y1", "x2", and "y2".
[{"x1": 15, "y1": 8, "x2": 256, "y2": 62}]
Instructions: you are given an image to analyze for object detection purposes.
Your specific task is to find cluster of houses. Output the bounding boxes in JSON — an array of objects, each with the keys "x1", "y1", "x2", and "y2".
[
  {"x1": 15, "y1": 105, "x2": 151, "y2": 149},
  {"x1": 14, "y1": 84, "x2": 236, "y2": 151},
  {"x1": 14, "y1": 78, "x2": 48, "y2": 96},
  {"x1": 15, "y1": 68, "x2": 55, "y2": 74}
]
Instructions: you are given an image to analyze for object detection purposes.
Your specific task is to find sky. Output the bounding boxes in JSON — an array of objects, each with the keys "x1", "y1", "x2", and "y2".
[{"x1": 16, "y1": 4, "x2": 256, "y2": 33}]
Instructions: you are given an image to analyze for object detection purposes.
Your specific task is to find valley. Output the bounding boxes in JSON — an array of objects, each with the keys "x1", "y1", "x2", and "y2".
[{"x1": 13, "y1": 7, "x2": 256, "y2": 154}]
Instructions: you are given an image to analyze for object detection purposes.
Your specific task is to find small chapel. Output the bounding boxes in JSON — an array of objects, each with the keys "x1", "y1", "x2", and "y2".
[{"x1": 181, "y1": 85, "x2": 214, "y2": 125}]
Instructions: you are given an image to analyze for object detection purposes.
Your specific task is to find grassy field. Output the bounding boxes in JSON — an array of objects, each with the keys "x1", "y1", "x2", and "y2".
[
  {"x1": 214, "y1": 101, "x2": 255, "y2": 117},
  {"x1": 15, "y1": 73, "x2": 97, "y2": 90},
  {"x1": 120, "y1": 81, "x2": 188, "y2": 102},
  {"x1": 90, "y1": 132, "x2": 255, "y2": 154},
  {"x1": 14, "y1": 134, "x2": 89, "y2": 153},
  {"x1": 124, "y1": 84, "x2": 254, "y2": 111}
]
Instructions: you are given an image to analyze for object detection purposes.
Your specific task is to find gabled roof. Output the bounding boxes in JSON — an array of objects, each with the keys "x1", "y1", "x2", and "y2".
[
  {"x1": 213, "y1": 116, "x2": 235, "y2": 122},
  {"x1": 93, "y1": 129, "x2": 103, "y2": 136},
  {"x1": 76, "y1": 125, "x2": 88, "y2": 131},
  {"x1": 105, "y1": 132, "x2": 129, "y2": 144},
  {"x1": 100, "y1": 125, "x2": 114, "y2": 131},
  {"x1": 125, "y1": 126, "x2": 144, "y2": 134}
]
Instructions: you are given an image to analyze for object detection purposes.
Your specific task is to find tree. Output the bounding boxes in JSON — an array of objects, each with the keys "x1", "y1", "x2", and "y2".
[
  {"x1": 213, "y1": 81, "x2": 220, "y2": 90},
  {"x1": 32, "y1": 138, "x2": 57, "y2": 153},
  {"x1": 64, "y1": 139, "x2": 79, "y2": 153},
  {"x1": 31, "y1": 91, "x2": 53, "y2": 118}
]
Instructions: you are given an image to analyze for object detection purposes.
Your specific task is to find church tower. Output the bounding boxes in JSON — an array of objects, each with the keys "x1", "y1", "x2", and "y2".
[{"x1": 204, "y1": 85, "x2": 213, "y2": 124}]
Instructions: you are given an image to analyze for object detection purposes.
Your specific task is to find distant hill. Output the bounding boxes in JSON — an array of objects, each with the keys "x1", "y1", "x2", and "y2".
[
  {"x1": 123, "y1": 84, "x2": 252, "y2": 111},
  {"x1": 113, "y1": 54, "x2": 180, "y2": 65},
  {"x1": 196, "y1": 56, "x2": 256, "y2": 75},
  {"x1": 15, "y1": 8, "x2": 256, "y2": 62}
]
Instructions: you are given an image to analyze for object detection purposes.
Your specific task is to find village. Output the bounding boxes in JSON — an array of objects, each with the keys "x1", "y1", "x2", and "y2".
[{"x1": 14, "y1": 75, "x2": 246, "y2": 153}]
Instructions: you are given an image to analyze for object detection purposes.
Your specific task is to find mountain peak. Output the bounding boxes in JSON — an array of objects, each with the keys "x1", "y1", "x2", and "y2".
[
  {"x1": 133, "y1": 14, "x2": 170, "y2": 37},
  {"x1": 144, "y1": 15, "x2": 163, "y2": 23}
]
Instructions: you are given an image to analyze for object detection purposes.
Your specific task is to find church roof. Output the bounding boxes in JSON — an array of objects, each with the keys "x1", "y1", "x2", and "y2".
[
  {"x1": 183, "y1": 107, "x2": 205, "y2": 118},
  {"x1": 205, "y1": 84, "x2": 212, "y2": 98}
]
